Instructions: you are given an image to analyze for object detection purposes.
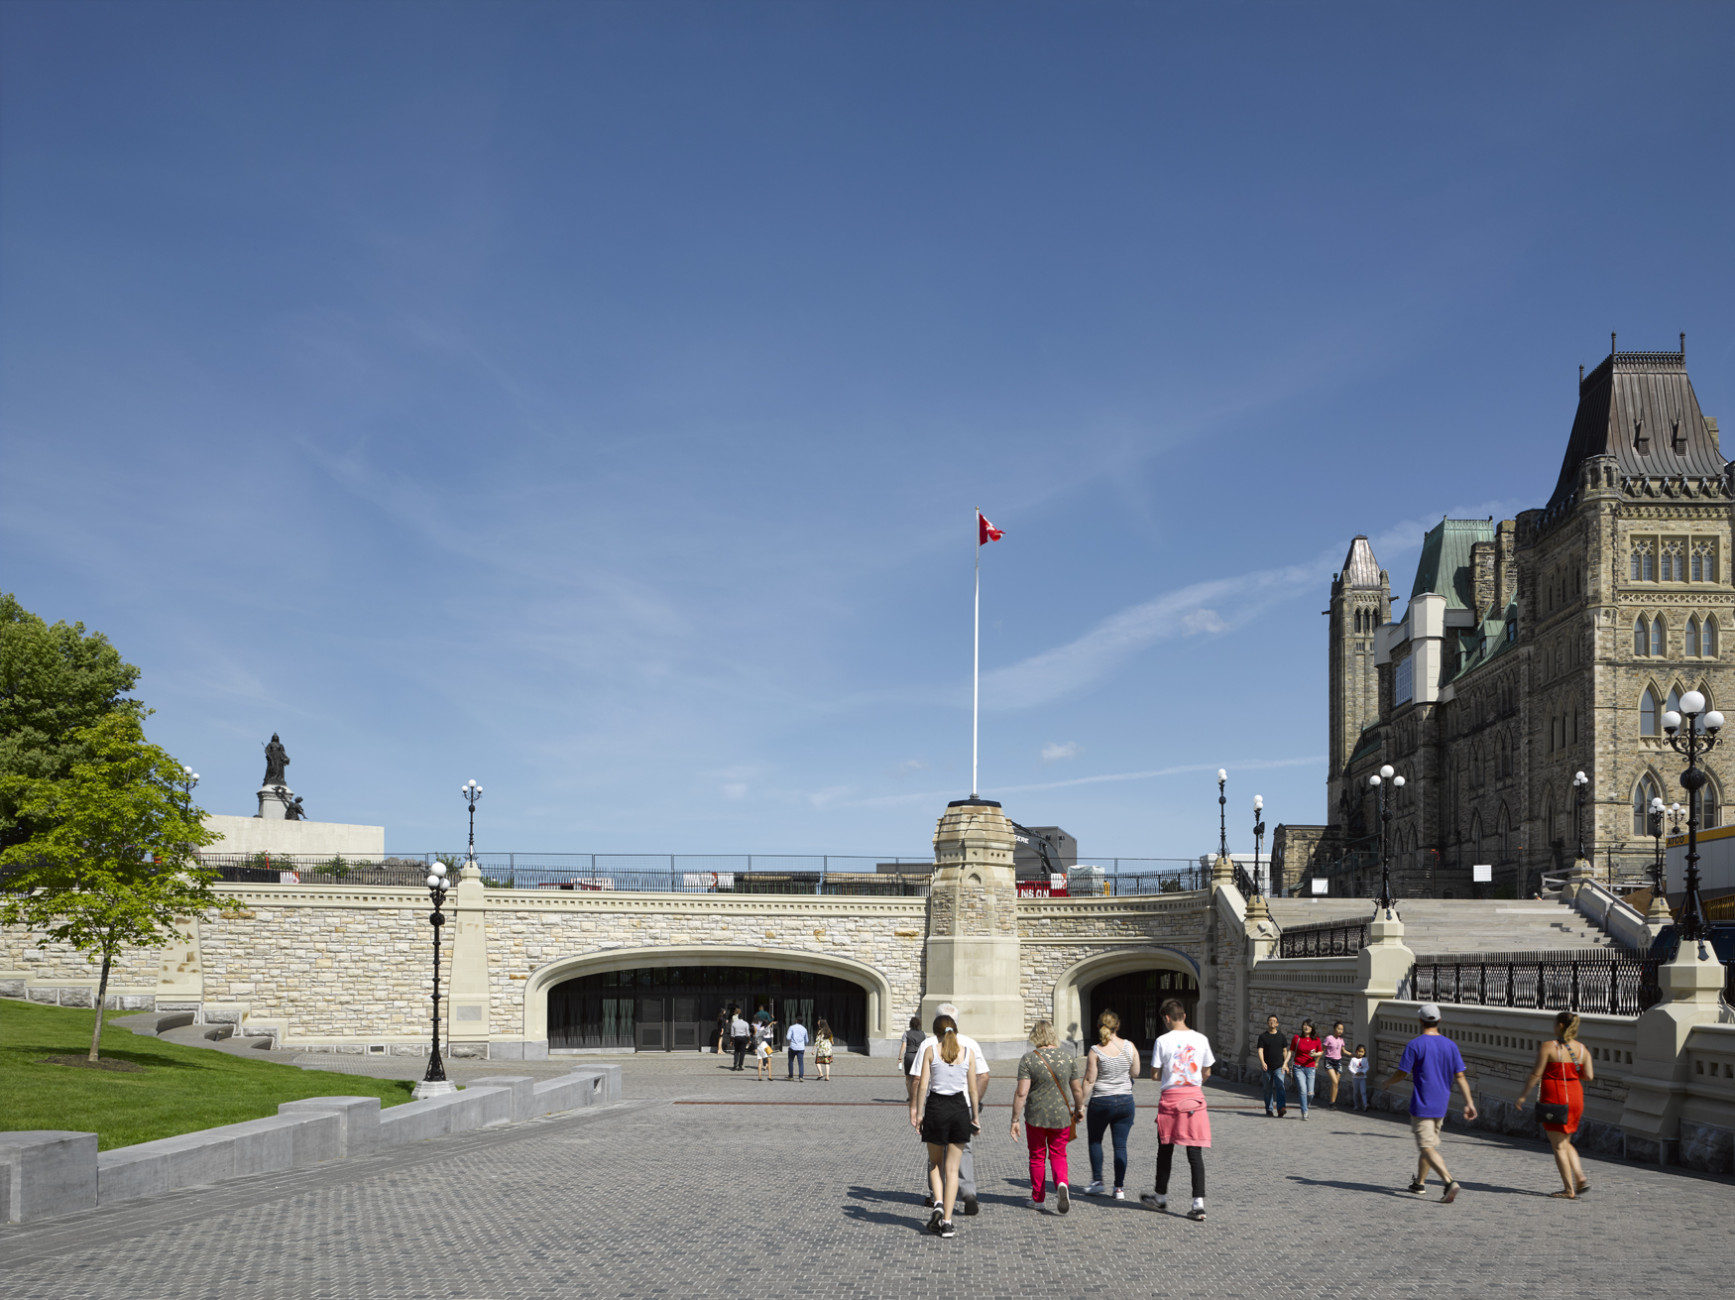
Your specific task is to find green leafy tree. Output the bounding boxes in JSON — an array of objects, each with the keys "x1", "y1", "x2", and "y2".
[
  {"x1": 1, "y1": 592, "x2": 144, "y2": 854},
  {"x1": 0, "y1": 711, "x2": 230, "y2": 1062}
]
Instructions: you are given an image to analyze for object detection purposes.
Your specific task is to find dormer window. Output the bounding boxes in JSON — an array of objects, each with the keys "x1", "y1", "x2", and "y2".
[
  {"x1": 1672, "y1": 419, "x2": 1686, "y2": 454},
  {"x1": 1634, "y1": 418, "x2": 1649, "y2": 453}
]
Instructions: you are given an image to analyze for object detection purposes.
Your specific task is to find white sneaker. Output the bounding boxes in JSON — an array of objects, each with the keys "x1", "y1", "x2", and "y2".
[
  {"x1": 1112, "y1": 1188, "x2": 1126, "y2": 1201},
  {"x1": 1027, "y1": 1197, "x2": 1043, "y2": 1212},
  {"x1": 1055, "y1": 1183, "x2": 1070, "y2": 1215},
  {"x1": 1083, "y1": 1180, "x2": 1105, "y2": 1195},
  {"x1": 1139, "y1": 1192, "x2": 1167, "y2": 1211}
]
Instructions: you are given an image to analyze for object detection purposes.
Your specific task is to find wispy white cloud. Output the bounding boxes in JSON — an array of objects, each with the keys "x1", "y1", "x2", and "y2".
[
  {"x1": 979, "y1": 498, "x2": 1521, "y2": 711},
  {"x1": 1041, "y1": 741, "x2": 1080, "y2": 762}
]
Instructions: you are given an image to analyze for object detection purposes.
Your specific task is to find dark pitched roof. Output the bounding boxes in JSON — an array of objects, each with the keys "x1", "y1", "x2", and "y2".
[
  {"x1": 1548, "y1": 345, "x2": 1725, "y2": 511},
  {"x1": 1340, "y1": 536, "x2": 1382, "y2": 588},
  {"x1": 1410, "y1": 519, "x2": 1494, "y2": 611}
]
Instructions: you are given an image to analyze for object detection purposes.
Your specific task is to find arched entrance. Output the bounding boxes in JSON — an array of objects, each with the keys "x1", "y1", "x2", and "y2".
[
  {"x1": 524, "y1": 946, "x2": 893, "y2": 1054},
  {"x1": 1086, "y1": 968, "x2": 1199, "y2": 1066},
  {"x1": 549, "y1": 964, "x2": 868, "y2": 1052},
  {"x1": 1049, "y1": 947, "x2": 1203, "y2": 1054}
]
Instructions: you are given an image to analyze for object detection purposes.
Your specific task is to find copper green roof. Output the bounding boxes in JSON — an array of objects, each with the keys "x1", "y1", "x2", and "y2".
[
  {"x1": 1453, "y1": 599, "x2": 1520, "y2": 680},
  {"x1": 1410, "y1": 519, "x2": 1495, "y2": 610}
]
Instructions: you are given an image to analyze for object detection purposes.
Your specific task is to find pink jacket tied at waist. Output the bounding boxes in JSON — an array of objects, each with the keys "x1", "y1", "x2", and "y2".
[{"x1": 1156, "y1": 1084, "x2": 1211, "y2": 1147}]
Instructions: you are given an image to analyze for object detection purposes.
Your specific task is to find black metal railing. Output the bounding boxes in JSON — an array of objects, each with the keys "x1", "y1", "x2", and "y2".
[
  {"x1": 1278, "y1": 919, "x2": 1368, "y2": 959},
  {"x1": 1409, "y1": 948, "x2": 1662, "y2": 1017},
  {"x1": 198, "y1": 852, "x2": 1210, "y2": 898}
]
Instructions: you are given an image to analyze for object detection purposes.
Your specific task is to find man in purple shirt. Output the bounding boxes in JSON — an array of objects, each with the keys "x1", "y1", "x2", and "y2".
[{"x1": 1381, "y1": 1003, "x2": 1478, "y2": 1203}]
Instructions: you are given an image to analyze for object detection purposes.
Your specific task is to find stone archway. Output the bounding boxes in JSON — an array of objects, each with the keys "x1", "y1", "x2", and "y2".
[
  {"x1": 1049, "y1": 947, "x2": 1203, "y2": 1049},
  {"x1": 522, "y1": 945, "x2": 895, "y2": 1049}
]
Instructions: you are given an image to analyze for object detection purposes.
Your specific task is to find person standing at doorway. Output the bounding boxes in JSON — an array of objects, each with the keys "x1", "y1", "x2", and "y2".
[
  {"x1": 908, "y1": 1001, "x2": 988, "y2": 1217},
  {"x1": 1381, "y1": 1002, "x2": 1477, "y2": 1203},
  {"x1": 715, "y1": 1005, "x2": 732, "y2": 1056},
  {"x1": 1081, "y1": 1010, "x2": 1139, "y2": 1200},
  {"x1": 785, "y1": 1015, "x2": 809, "y2": 1082},
  {"x1": 1140, "y1": 999, "x2": 1213, "y2": 1221},
  {"x1": 1256, "y1": 1015, "x2": 1290, "y2": 1117},
  {"x1": 814, "y1": 1019, "x2": 835, "y2": 1081},
  {"x1": 730, "y1": 1008, "x2": 751, "y2": 1071},
  {"x1": 1288, "y1": 1019, "x2": 1323, "y2": 1119},
  {"x1": 1321, "y1": 1021, "x2": 1348, "y2": 1107}
]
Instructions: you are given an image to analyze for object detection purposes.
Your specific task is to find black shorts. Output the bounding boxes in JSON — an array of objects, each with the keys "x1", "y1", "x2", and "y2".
[{"x1": 921, "y1": 1091, "x2": 975, "y2": 1145}]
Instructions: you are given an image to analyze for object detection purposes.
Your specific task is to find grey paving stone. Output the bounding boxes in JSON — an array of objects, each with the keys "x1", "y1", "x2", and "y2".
[{"x1": 0, "y1": 1054, "x2": 1728, "y2": 1297}]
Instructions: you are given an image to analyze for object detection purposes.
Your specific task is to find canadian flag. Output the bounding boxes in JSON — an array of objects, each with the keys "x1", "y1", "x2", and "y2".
[{"x1": 978, "y1": 511, "x2": 1004, "y2": 546}]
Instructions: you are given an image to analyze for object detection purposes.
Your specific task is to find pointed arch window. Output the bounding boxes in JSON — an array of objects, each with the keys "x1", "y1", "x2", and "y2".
[
  {"x1": 1688, "y1": 617, "x2": 1701, "y2": 657},
  {"x1": 1633, "y1": 773, "x2": 1663, "y2": 835},
  {"x1": 1693, "y1": 543, "x2": 1718, "y2": 584},
  {"x1": 1651, "y1": 616, "x2": 1665, "y2": 657},
  {"x1": 1706, "y1": 617, "x2": 1719, "y2": 658},
  {"x1": 1701, "y1": 773, "x2": 1722, "y2": 830},
  {"x1": 1634, "y1": 617, "x2": 1649, "y2": 656},
  {"x1": 1662, "y1": 542, "x2": 1684, "y2": 583},
  {"x1": 1640, "y1": 687, "x2": 1660, "y2": 736}
]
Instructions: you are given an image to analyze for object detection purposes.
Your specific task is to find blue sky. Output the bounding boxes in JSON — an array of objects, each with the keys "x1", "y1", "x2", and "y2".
[{"x1": 3, "y1": 2, "x2": 1732, "y2": 860}]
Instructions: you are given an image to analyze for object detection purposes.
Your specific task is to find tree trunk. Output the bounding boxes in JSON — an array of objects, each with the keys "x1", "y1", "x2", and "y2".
[{"x1": 89, "y1": 951, "x2": 113, "y2": 1062}]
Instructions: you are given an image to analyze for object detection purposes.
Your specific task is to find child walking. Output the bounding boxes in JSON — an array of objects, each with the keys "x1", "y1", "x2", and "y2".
[
  {"x1": 755, "y1": 1035, "x2": 774, "y2": 1081},
  {"x1": 814, "y1": 1019, "x2": 835, "y2": 1081},
  {"x1": 1348, "y1": 1045, "x2": 1370, "y2": 1110}
]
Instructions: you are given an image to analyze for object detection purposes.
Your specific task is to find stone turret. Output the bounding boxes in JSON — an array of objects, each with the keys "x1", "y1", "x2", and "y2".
[{"x1": 921, "y1": 798, "x2": 1025, "y2": 1051}]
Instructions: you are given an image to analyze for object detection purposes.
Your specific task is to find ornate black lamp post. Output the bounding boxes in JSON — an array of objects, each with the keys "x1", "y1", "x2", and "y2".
[
  {"x1": 179, "y1": 765, "x2": 200, "y2": 808},
  {"x1": 1571, "y1": 770, "x2": 1590, "y2": 864},
  {"x1": 1216, "y1": 769, "x2": 1228, "y2": 861},
  {"x1": 1368, "y1": 763, "x2": 1404, "y2": 919},
  {"x1": 1251, "y1": 794, "x2": 1266, "y2": 897},
  {"x1": 415, "y1": 860, "x2": 453, "y2": 1096},
  {"x1": 461, "y1": 778, "x2": 483, "y2": 863},
  {"x1": 1649, "y1": 795, "x2": 1668, "y2": 895},
  {"x1": 1662, "y1": 693, "x2": 1723, "y2": 953}
]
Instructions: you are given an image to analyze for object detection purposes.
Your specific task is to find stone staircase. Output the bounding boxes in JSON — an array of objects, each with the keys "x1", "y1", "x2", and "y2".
[{"x1": 1265, "y1": 897, "x2": 1625, "y2": 956}]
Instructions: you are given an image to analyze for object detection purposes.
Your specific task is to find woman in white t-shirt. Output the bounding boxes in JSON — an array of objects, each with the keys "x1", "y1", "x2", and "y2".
[
  {"x1": 909, "y1": 1013, "x2": 979, "y2": 1239},
  {"x1": 1139, "y1": 998, "x2": 1214, "y2": 1221}
]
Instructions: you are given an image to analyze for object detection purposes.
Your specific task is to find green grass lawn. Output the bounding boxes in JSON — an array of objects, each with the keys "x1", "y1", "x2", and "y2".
[{"x1": 0, "y1": 998, "x2": 415, "y2": 1150}]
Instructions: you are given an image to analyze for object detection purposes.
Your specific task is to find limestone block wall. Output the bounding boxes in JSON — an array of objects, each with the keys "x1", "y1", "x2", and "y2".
[
  {"x1": 1016, "y1": 894, "x2": 1209, "y2": 1042},
  {"x1": 0, "y1": 922, "x2": 172, "y2": 1008},
  {"x1": 197, "y1": 888, "x2": 432, "y2": 1042},
  {"x1": 489, "y1": 891, "x2": 930, "y2": 1047},
  {"x1": 1245, "y1": 957, "x2": 1360, "y2": 1062}
]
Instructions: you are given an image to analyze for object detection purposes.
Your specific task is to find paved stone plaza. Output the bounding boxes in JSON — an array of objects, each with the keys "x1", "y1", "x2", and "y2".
[{"x1": 2, "y1": 1051, "x2": 1729, "y2": 1298}]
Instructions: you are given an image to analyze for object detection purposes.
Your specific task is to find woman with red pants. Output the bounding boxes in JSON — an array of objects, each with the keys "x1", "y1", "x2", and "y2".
[
  {"x1": 1516, "y1": 1010, "x2": 1595, "y2": 1198},
  {"x1": 1011, "y1": 1020, "x2": 1085, "y2": 1214}
]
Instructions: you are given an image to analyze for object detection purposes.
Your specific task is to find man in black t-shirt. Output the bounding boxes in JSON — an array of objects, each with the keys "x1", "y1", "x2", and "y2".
[{"x1": 1256, "y1": 1015, "x2": 1292, "y2": 1117}]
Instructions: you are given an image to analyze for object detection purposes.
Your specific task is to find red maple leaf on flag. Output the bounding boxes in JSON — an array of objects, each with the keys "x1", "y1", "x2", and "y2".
[{"x1": 978, "y1": 512, "x2": 1004, "y2": 545}]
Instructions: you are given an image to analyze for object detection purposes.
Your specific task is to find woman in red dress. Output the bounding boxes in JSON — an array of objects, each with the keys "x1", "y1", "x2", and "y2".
[{"x1": 1516, "y1": 1010, "x2": 1595, "y2": 1198}]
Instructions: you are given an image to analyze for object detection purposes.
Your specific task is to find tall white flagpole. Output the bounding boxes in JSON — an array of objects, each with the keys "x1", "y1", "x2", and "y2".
[{"x1": 972, "y1": 510, "x2": 981, "y2": 799}]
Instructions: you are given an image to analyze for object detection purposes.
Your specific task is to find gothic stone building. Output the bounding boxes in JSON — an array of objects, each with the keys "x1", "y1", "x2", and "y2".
[{"x1": 1276, "y1": 341, "x2": 1732, "y2": 898}]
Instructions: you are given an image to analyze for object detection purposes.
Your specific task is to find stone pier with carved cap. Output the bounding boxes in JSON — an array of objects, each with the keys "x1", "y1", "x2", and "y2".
[{"x1": 920, "y1": 798, "x2": 1027, "y2": 1055}]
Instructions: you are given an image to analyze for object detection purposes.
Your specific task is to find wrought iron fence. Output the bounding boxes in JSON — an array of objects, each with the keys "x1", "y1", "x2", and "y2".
[
  {"x1": 1278, "y1": 919, "x2": 1368, "y2": 959},
  {"x1": 1408, "y1": 948, "x2": 1662, "y2": 1016},
  {"x1": 197, "y1": 852, "x2": 1210, "y2": 897}
]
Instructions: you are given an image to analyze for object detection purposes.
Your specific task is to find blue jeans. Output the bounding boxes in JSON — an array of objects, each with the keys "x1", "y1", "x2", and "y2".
[
  {"x1": 1291, "y1": 1065, "x2": 1316, "y2": 1115},
  {"x1": 1350, "y1": 1075, "x2": 1368, "y2": 1108},
  {"x1": 1087, "y1": 1094, "x2": 1135, "y2": 1188},
  {"x1": 787, "y1": 1049, "x2": 804, "y2": 1079},
  {"x1": 1262, "y1": 1068, "x2": 1287, "y2": 1113}
]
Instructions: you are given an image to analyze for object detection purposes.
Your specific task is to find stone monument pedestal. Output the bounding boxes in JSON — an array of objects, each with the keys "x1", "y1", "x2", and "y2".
[
  {"x1": 411, "y1": 1078, "x2": 458, "y2": 1100},
  {"x1": 256, "y1": 785, "x2": 294, "y2": 820}
]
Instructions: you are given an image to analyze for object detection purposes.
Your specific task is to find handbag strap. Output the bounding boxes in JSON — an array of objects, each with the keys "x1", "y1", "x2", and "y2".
[{"x1": 1035, "y1": 1047, "x2": 1074, "y2": 1117}]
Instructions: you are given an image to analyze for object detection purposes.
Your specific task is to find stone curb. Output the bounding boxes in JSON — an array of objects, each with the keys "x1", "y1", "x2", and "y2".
[{"x1": 0, "y1": 1065, "x2": 620, "y2": 1223}]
